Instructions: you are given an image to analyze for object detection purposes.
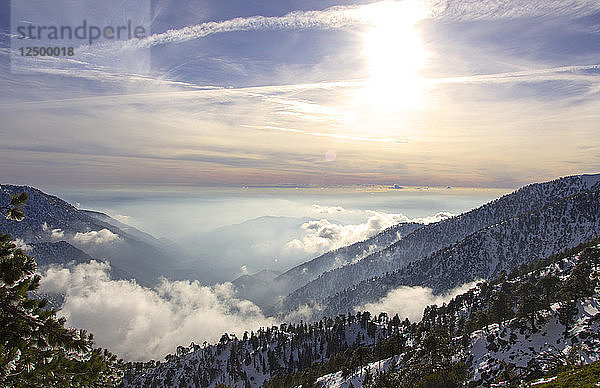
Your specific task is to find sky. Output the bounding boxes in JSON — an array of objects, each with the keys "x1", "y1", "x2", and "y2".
[{"x1": 1, "y1": 0, "x2": 599, "y2": 189}]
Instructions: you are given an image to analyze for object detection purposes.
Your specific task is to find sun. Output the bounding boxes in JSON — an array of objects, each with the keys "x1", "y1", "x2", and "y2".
[{"x1": 359, "y1": 0, "x2": 429, "y2": 111}]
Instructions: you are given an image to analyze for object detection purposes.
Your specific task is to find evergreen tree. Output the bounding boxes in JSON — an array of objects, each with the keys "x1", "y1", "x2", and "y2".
[
  {"x1": 0, "y1": 192, "x2": 123, "y2": 387},
  {"x1": 563, "y1": 260, "x2": 595, "y2": 299},
  {"x1": 489, "y1": 290, "x2": 514, "y2": 326},
  {"x1": 557, "y1": 300, "x2": 579, "y2": 339},
  {"x1": 516, "y1": 281, "x2": 544, "y2": 331}
]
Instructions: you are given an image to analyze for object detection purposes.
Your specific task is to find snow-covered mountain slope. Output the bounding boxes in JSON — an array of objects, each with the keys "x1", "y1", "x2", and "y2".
[
  {"x1": 467, "y1": 297, "x2": 600, "y2": 384},
  {"x1": 315, "y1": 356, "x2": 398, "y2": 388},
  {"x1": 320, "y1": 189, "x2": 600, "y2": 318},
  {"x1": 316, "y1": 294, "x2": 600, "y2": 388},
  {"x1": 238, "y1": 221, "x2": 423, "y2": 311},
  {"x1": 121, "y1": 240, "x2": 600, "y2": 388},
  {"x1": 0, "y1": 184, "x2": 214, "y2": 286},
  {"x1": 310, "y1": 244, "x2": 600, "y2": 387},
  {"x1": 280, "y1": 174, "x2": 600, "y2": 316},
  {"x1": 28, "y1": 240, "x2": 94, "y2": 267},
  {"x1": 121, "y1": 314, "x2": 393, "y2": 388}
]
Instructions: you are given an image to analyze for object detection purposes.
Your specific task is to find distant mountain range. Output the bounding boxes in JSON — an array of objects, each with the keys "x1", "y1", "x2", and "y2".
[
  {"x1": 179, "y1": 216, "x2": 314, "y2": 280},
  {"x1": 0, "y1": 185, "x2": 216, "y2": 286}
]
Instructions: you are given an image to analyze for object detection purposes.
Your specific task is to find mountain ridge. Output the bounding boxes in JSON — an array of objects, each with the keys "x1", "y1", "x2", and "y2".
[
  {"x1": 277, "y1": 174, "x2": 600, "y2": 315},
  {"x1": 319, "y1": 187, "x2": 600, "y2": 318},
  {"x1": 0, "y1": 184, "x2": 215, "y2": 286}
]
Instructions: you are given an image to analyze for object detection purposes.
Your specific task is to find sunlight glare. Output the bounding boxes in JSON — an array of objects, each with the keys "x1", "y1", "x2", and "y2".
[{"x1": 359, "y1": 0, "x2": 429, "y2": 111}]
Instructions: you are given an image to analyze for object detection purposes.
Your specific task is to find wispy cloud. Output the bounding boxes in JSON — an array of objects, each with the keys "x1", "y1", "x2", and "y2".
[
  {"x1": 81, "y1": 0, "x2": 600, "y2": 52},
  {"x1": 429, "y1": 0, "x2": 600, "y2": 21},
  {"x1": 430, "y1": 64, "x2": 600, "y2": 85},
  {"x1": 3, "y1": 63, "x2": 596, "y2": 110},
  {"x1": 241, "y1": 125, "x2": 408, "y2": 144},
  {"x1": 97, "y1": 4, "x2": 369, "y2": 51}
]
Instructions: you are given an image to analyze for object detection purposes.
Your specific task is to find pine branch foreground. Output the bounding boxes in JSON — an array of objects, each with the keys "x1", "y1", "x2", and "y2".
[{"x1": 0, "y1": 190, "x2": 124, "y2": 387}]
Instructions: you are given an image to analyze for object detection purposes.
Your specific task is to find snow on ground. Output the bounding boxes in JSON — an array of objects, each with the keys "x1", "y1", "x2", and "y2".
[
  {"x1": 530, "y1": 376, "x2": 558, "y2": 385},
  {"x1": 315, "y1": 356, "x2": 400, "y2": 388},
  {"x1": 468, "y1": 296, "x2": 600, "y2": 383}
]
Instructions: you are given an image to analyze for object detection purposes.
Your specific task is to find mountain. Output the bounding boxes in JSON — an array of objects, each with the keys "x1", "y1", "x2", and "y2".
[
  {"x1": 278, "y1": 174, "x2": 600, "y2": 316},
  {"x1": 0, "y1": 184, "x2": 215, "y2": 286},
  {"x1": 231, "y1": 269, "x2": 282, "y2": 307},
  {"x1": 311, "y1": 243, "x2": 600, "y2": 387},
  {"x1": 121, "y1": 240, "x2": 600, "y2": 388},
  {"x1": 250, "y1": 221, "x2": 423, "y2": 312},
  {"x1": 179, "y1": 216, "x2": 315, "y2": 279},
  {"x1": 28, "y1": 240, "x2": 94, "y2": 267},
  {"x1": 320, "y1": 189, "x2": 600, "y2": 318}
]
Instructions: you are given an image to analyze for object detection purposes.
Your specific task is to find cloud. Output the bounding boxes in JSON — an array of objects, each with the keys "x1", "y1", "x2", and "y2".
[
  {"x1": 12, "y1": 238, "x2": 32, "y2": 252},
  {"x1": 106, "y1": 4, "x2": 369, "y2": 51},
  {"x1": 414, "y1": 211, "x2": 455, "y2": 224},
  {"x1": 2, "y1": 1, "x2": 598, "y2": 191},
  {"x1": 73, "y1": 229, "x2": 120, "y2": 245},
  {"x1": 428, "y1": 0, "x2": 600, "y2": 21},
  {"x1": 42, "y1": 222, "x2": 65, "y2": 240},
  {"x1": 285, "y1": 210, "x2": 454, "y2": 256},
  {"x1": 39, "y1": 261, "x2": 275, "y2": 361},
  {"x1": 358, "y1": 280, "x2": 482, "y2": 322},
  {"x1": 83, "y1": 0, "x2": 600, "y2": 53},
  {"x1": 430, "y1": 65, "x2": 600, "y2": 86},
  {"x1": 241, "y1": 125, "x2": 408, "y2": 144},
  {"x1": 112, "y1": 214, "x2": 133, "y2": 224},
  {"x1": 282, "y1": 303, "x2": 324, "y2": 323},
  {"x1": 311, "y1": 204, "x2": 347, "y2": 214}
]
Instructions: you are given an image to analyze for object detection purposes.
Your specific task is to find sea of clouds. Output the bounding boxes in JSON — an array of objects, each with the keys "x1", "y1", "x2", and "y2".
[{"x1": 40, "y1": 261, "x2": 275, "y2": 361}]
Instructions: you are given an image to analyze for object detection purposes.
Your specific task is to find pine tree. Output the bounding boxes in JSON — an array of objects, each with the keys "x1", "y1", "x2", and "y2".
[
  {"x1": 517, "y1": 281, "x2": 544, "y2": 331},
  {"x1": 0, "y1": 192, "x2": 123, "y2": 387},
  {"x1": 557, "y1": 300, "x2": 579, "y2": 339},
  {"x1": 489, "y1": 290, "x2": 514, "y2": 326}
]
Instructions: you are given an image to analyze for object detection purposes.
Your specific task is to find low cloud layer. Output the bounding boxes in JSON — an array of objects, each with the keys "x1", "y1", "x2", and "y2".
[
  {"x1": 311, "y1": 204, "x2": 347, "y2": 214},
  {"x1": 358, "y1": 280, "x2": 481, "y2": 322},
  {"x1": 39, "y1": 261, "x2": 275, "y2": 361},
  {"x1": 41, "y1": 222, "x2": 65, "y2": 240},
  {"x1": 73, "y1": 229, "x2": 120, "y2": 245},
  {"x1": 285, "y1": 210, "x2": 453, "y2": 256}
]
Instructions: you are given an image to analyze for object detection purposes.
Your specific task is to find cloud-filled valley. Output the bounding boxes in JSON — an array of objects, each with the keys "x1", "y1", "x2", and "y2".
[
  {"x1": 358, "y1": 280, "x2": 482, "y2": 322},
  {"x1": 38, "y1": 257, "x2": 476, "y2": 361},
  {"x1": 284, "y1": 209, "x2": 453, "y2": 256},
  {"x1": 40, "y1": 261, "x2": 275, "y2": 361}
]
